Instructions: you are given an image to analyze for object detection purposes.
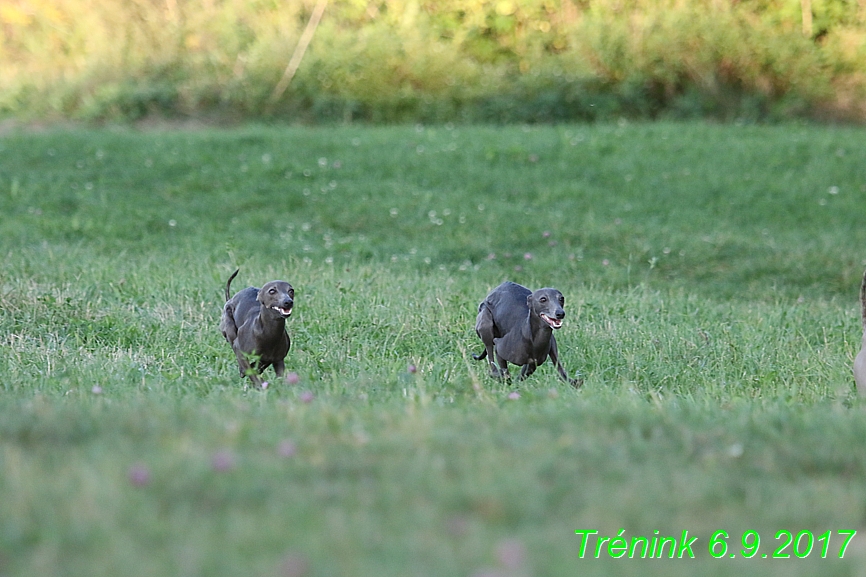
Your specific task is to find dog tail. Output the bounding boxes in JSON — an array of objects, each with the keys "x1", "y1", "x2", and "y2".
[
  {"x1": 860, "y1": 267, "x2": 866, "y2": 331},
  {"x1": 225, "y1": 268, "x2": 240, "y2": 302},
  {"x1": 472, "y1": 350, "x2": 487, "y2": 361}
]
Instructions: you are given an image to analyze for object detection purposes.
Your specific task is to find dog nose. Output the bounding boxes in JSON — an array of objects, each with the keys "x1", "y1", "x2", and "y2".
[
  {"x1": 555, "y1": 309, "x2": 565, "y2": 320},
  {"x1": 282, "y1": 298, "x2": 293, "y2": 309}
]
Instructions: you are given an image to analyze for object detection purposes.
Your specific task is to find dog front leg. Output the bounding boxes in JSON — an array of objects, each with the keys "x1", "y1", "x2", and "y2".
[
  {"x1": 517, "y1": 360, "x2": 537, "y2": 381},
  {"x1": 549, "y1": 337, "x2": 582, "y2": 388},
  {"x1": 273, "y1": 358, "x2": 286, "y2": 378},
  {"x1": 235, "y1": 348, "x2": 265, "y2": 388},
  {"x1": 494, "y1": 355, "x2": 511, "y2": 380}
]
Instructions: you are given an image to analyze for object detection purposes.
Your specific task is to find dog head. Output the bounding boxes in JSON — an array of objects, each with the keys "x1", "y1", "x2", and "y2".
[
  {"x1": 257, "y1": 281, "x2": 294, "y2": 318},
  {"x1": 528, "y1": 288, "x2": 565, "y2": 330}
]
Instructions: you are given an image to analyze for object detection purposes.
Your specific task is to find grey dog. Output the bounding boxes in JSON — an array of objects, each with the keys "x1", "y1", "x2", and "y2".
[
  {"x1": 473, "y1": 281, "x2": 581, "y2": 387},
  {"x1": 220, "y1": 269, "x2": 294, "y2": 387}
]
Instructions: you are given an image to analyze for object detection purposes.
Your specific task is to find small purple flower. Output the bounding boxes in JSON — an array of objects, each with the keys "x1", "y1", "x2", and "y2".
[
  {"x1": 496, "y1": 538, "x2": 527, "y2": 569},
  {"x1": 542, "y1": 230, "x2": 551, "y2": 238},
  {"x1": 446, "y1": 515, "x2": 469, "y2": 536},
  {"x1": 279, "y1": 553, "x2": 309, "y2": 577},
  {"x1": 470, "y1": 569, "x2": 505, "y2": 577},
  {"x1": 261, "y1": 381, "x2": 269, "y2": 390},
  {"x1": 408, "y1": 364, "x2": 417, "y2": 374},
  {"x1": 286, "y1": 372, "x2": 300, "y2": 385},
  {"x1": 299, "y1": 391, "x2": 315, "y2": 403},
  {"x1": 523, "y1": 252, "x2": 533, "y2": 260},
  {"x1": 211, "y1": 450, "x2": 236, "y2": 472},
  {"x1": 507, "y1": 391, "x2": 520, "y2": 400},
  {"x1": 278, "y1": 440, "x2": 297, "y2": 458},
  {"x1": 91, "y1": 385, "x2": 103, "y2": 395},
  {"x1": 128, "y1": 463, "x2": 150, "y2": 487}
]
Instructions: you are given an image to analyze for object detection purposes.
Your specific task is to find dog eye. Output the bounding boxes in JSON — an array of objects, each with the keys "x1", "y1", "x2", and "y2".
[
  {"x1": 539, "y1": 297, "x2": 547, "y2": 303},
  {"x1": 268, "y1": 288, "x2": 276, "y2": 294},
  {"x1": 560, "y1": 297, "x2": 565, "y2": 306}
]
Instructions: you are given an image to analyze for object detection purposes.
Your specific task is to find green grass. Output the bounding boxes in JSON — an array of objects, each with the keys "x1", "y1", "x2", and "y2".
[{"x1": 1, "y1": 122, "x2": 866, "y2": 577}]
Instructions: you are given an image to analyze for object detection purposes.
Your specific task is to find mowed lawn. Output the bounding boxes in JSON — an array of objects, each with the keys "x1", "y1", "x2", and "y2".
[{"x1": 1, "y1": 122, "x2": 866, "y2": 577}]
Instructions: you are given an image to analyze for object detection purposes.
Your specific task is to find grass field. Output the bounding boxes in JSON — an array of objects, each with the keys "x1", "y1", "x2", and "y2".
[{"x1": 2, "y1": 122, "x2": 866, "y2": 577}]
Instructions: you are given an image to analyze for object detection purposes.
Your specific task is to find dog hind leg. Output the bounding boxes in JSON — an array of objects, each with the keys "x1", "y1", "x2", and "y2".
[{"x1": 475, "y1": 303, "x2": 505, "y2": 378}]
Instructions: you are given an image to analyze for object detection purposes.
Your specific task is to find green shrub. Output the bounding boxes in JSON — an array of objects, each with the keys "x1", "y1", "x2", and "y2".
[{"x1": 0, "y1": 0, "x2": 864, "y2": 122}]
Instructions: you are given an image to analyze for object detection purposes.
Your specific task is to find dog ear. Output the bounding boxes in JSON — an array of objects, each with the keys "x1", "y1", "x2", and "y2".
[{"x1": 256, "y1": 287, "x2": 266, "y2": 304}]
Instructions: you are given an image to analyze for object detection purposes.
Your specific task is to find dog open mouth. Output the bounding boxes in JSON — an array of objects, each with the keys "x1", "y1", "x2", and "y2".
[
  {"x1": 540, "y1": 313, "x2": 563, "y2": 329},
  {"x1": 273, "y1": 306, "x2": 293, "y2": 318}
]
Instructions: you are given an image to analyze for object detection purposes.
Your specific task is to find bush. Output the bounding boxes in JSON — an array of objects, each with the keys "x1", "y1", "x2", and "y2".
[{"x1": 0, "y1": 0, "x2": 864, "y2": 122}]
